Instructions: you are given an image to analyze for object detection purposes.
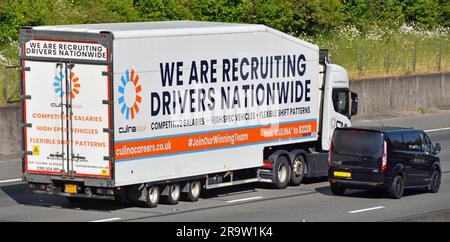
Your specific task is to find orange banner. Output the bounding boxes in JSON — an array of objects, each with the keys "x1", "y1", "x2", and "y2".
[{"x1": 115, "y1": 120, "x2": 317, "y2": 161}]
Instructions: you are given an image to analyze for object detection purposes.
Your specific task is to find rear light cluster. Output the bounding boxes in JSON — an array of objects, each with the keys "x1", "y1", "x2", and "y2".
[
  {"x1": 381, "y1": 140, "x2": 388, "y2": 172},
  {"x1": 96, "y1": 188, "x2": 114, "y2": 195},
  {"x1": 263, "y1": 162, "x2": 273, "y2": 169},
  {"x1": 29, "y1": 183, "x2": 46, "y2": 190}
]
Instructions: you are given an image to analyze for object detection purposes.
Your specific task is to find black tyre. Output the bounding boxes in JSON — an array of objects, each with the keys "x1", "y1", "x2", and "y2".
[
  {"x1": 330, "y1": 183, "x2": 346, "y2": 195},
  {"x1": 183, "y1": 180, "x2": 202, "y2": 202},
  {"x1": 145, "y1": 186, "x2": 160, "y2": 208},
  {"x1": 273, "y1": 156, "x2": 291, "y2": 189},
  {"x1": 388, "y1": 175, "x2": 404, "y2": 199},
  {"x1": 428, "y1": 170, "x2": 441, "y2": 193},
  {"x1": 165, "y1": 183, "x2": 181, "y2": 205},
  {"x1": 289, "y1": 155, "x2": 306, "y2": 186}
]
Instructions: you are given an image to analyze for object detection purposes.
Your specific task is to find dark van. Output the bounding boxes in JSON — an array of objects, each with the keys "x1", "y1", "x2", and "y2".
[{"x1": 328, "y1": 127, "x2": 441, "y2": 199}]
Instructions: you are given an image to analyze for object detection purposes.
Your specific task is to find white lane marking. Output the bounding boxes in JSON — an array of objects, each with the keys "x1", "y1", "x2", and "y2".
[
  {"x1": 226, "y1": 196, "x2": 263, "y2": 203},
  {"x1": 425, "y1": 127, "x2": 450, "y2": 133},
  {"x1": 0, "y1": 178, "x2": 22, "y2": 184},
  {"x1": 90, "y1": 217, "x2": 121, "y2": 222},
  {"x1": 348, "y1": 206, "x2": 385, "y2": 214}
]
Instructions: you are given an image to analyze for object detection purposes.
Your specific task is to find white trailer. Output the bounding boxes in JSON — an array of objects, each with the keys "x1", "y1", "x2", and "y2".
[{"x1": 20, "y1": 21, "x2": 358, "y2": 207}]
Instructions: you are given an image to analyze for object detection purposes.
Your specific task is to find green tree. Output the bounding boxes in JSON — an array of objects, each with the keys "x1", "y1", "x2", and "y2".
[{"x1": 403, "y1": 0, "x2": 442, "y2": 28}]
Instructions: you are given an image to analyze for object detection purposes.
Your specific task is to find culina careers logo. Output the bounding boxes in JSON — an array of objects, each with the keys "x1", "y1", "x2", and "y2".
[
  {"x1": 118, "y1": 69, "x2": 142, "y2": 120},
  {"x1": 54, "y1": 70, "x2": 80, "y2": 99}
]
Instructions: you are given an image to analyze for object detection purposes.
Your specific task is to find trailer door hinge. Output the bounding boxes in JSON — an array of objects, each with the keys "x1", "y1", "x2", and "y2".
[
  {"x1": 103, "y1": 156, "x2": 112, "y2": 161},
  {"x1": 21, "y1": 67, "x2": 30, "y2": 72},
  {"x1": 21, "y1": 123, "x2": 32, "y2": 128},
  {"x1": 22, "y1": 151, "x2": 33, "y2": 156},
  {"x1": 102, "y1": 100, "x2": 112, "y2": 105},
  {"x1": 102, "y1": 71, "x2": 111, "y2": 76},
  {"x1": 21, "y1": 95, "x2": 31, "y2": 100},
  {"x1": 103, "y1": 128, "x2": 113, "y2": 133}
]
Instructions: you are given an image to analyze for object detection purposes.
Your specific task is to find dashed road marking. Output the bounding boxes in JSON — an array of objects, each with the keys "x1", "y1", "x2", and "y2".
[
  {"x1": 226, "y1": 196, "x2": 263, "y2": 203},
  {"x1": 0, "y1": 178, "x2": 22, "y2": 184},
  {"x1": 90, "y1": 217, "x2": 121, "y2": 222},
  {"x1": 425, "y1": 127, "x2": 450, "y2": 133},
  {"x1": 348, "y1": 206, "x2": 385, "y2": 214}
]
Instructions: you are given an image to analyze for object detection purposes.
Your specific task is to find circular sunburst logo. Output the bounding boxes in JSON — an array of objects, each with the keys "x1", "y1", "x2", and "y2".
[
  {"x1": 118, "y1": 69, "x2": 141, "y2": 120},
  {"x1": 53, "y1": 70, "x2": 80, "y2": 99}
]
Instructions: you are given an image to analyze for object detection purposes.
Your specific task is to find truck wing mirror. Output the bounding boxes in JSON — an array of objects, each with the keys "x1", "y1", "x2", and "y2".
[
  {"x1": 350, "y1": 92, "x2": 358, "y2": 116},
  {"x1": 434, "y1": 143, "x2": 441, "y2": 155}
]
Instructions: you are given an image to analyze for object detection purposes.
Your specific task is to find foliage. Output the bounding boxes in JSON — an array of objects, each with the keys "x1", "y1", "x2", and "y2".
[
  {"x1": 0, "y1": 0, "x2": 448, "y2": 86},
  {"x1": 1, "y1": 0, "x2": 449, "y2": 45}
]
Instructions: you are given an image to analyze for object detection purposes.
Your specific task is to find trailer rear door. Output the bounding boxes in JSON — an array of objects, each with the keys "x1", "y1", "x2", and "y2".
[{"x1": 23, "y1": 60, "x2": 111, "y2": 178}]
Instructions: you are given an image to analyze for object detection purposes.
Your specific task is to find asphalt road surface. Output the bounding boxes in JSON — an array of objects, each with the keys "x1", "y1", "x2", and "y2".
[{"x1": 1, "y1": 110, "x2": 450, "y2": 222}]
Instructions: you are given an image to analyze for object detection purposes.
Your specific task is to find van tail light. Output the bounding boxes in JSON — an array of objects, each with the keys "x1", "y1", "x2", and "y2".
[
  {"x1": 328, "y1": 145, "x2": 333, "y2": 166},
  {"x1": 381, "y1": 141, "x2": 388, "y2": 172}
]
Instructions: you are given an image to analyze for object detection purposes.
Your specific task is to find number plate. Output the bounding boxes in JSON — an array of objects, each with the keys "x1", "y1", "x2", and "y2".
[
  {"x1": 334, "y1": 171, "x2": 351, "y2": 178},
  {"x1": 65, "y1": 184, "x2": 77, "y2": 194}
]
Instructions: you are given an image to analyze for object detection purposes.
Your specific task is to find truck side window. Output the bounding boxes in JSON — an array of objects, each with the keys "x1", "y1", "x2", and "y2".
[
  {"x1": 332, "y1": 88, "x2": 349, "y2": 116},
  {"x1": 402, "y1": 132, "x2": 422, "y2": 152}
]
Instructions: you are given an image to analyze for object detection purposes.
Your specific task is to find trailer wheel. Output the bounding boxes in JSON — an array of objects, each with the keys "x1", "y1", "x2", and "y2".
[
  {"x1": 273, "y1": 156, "x2": 290, "y2": 189},
  {"x1": 165, "y1": 183, "x2": 181, "y2": 205},
  {"x1": 183, "y1": 181, "x2": 202, "y2": 202},
  {"x1": 289, "y1": 155, "x2": 306, "y2": 186},
  {"x1": 145, "y1": 186, "x2": 160, "y2": 208}
]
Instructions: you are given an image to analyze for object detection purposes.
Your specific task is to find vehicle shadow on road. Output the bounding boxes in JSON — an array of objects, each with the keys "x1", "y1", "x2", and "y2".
[
  {"x1": 201, "y1": 184, "x2": 259, "y2": 199},
  {"x1": 1, "y1": 182, "x2": 264, "y2": 211},
  {"x1": 0, "y1": 183, "x2": 132, "y2": 211},
  {"x1": 315, "y1": 185, "x2": 430, "y2": 199}
]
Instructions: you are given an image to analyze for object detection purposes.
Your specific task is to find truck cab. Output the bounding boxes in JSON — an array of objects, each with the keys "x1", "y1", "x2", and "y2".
[{"x1": 320, "y1": 53, "x2": 358, "y2": 151}]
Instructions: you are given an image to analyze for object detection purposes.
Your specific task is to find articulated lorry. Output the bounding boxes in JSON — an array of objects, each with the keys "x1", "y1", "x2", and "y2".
[{"x1": 20, "y1": 21, "x2": 358, "y2": 207}]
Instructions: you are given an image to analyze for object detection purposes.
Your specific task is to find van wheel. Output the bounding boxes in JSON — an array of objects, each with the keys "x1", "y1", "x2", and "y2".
[
  {"x1": 273, "y1": 156, "x2": 290, "y2": 189},
  {"x1": 165, "y1": 183, "x2": 181, "y2": 205},
  {"x1": 145, "y1": 186, "x2": 160, "y2": 208},
  {"x1": 428, "y1": 170, "x2": 441, "y2": 193},
  {"x1": 330, "y1": 184, "x2": 346, "y2": 195},
  {"x1": 289, "y1": 155, "x2": 306, "y2": 186},
  {"x1": 183, "y1": 181, "x2": 202, "y2": 202},
  {"x1": 388, "y1": 175, "x2": 404, "y2": 199}
]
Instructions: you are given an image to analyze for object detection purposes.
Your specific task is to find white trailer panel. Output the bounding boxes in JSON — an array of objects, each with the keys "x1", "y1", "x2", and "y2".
[
  {"x1": 22, "y1": 21, "x2": 326, "y2": 188},
  {"x1": 111, "y1": 24, "x2": 320, "y2": 186}
]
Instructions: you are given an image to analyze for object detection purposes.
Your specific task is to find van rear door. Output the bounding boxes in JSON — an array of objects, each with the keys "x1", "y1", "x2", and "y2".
[{"x1": 331, "y1": 129, "x2": 384, "y2": 182}]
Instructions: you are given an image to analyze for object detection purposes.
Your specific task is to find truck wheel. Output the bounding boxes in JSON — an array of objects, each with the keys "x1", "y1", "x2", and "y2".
[
  {"x1": 145, "y1": 186, "x2": 160, "y2": 208},
  {"x1": 165, "y1": 183, "x2": 181, "y2": 205},
  {"x1": 183, "y1": 181, "x2": 201, "y2": 202},
  {"x1": 330, "y1": 184, "x2": 346, "y2": 195},
  {"x1": 289, "y1": 155, "x2": 306, "y2": 186},
  {"x1": 273, "y1": 156, "x2": 290, "y2": 189},
  {"x1": 428, "y1": 170, "x2": 441, "y2": 193},
  {"x1": 388, "y1": 175, "x2": 404, "y2": 199}
]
